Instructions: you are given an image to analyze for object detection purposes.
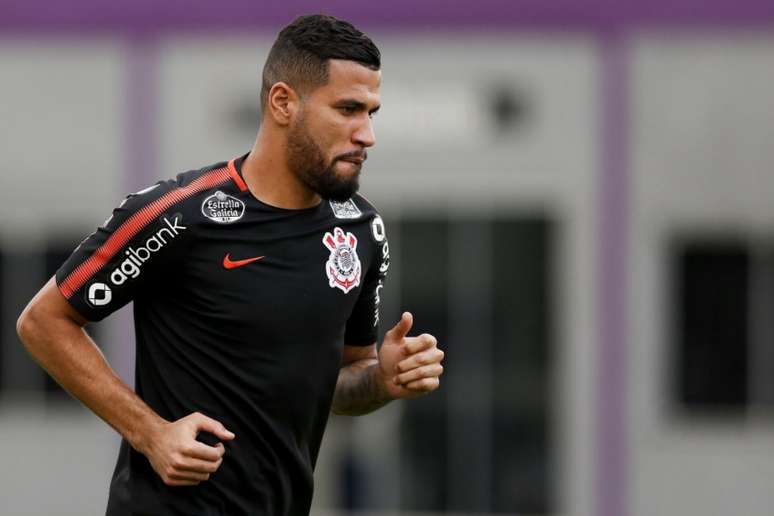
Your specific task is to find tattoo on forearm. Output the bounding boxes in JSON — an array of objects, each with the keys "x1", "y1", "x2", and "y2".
[{"x1": 331, "y1": 361, "x2": 392, "y2": 416}]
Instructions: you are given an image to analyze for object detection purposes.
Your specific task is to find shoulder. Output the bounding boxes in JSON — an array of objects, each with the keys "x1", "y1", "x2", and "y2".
[
  {"x1": 171, "y1": 159, "x2": 236, "y2": 190},
  {"x1": 117, "y1": 158, "x2": 244, "y2": 222},
  {"x1": 352, "y1": 193, "x2": 387, "y2": 242},
  {"x1": 327, "y1": 194, "x2": 387, "y2": 241},
  {"x1": 351, "y1": 193, "x2": 381, "y2": 219},
  {"x1": 161, "y1": 158, "x2": 241, "y2": 206},
  {"x1": 331, "y1": 193, "x2": 384, "y2": 227}
]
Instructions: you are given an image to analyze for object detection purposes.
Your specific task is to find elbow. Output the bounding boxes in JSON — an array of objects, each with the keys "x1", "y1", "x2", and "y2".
[
  {"x1": 16, "y1": 277, "x2": 84, "y2": 357},
  {"x1": 16, "y1": 303, "x2": 37, "y2": 349},
  {"x1": 16, "y1": 300, "x2": 46, "y2": 354}
]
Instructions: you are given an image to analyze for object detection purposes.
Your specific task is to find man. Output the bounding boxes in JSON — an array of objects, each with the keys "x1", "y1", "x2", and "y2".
[{"x1": 16, "y1": 14, "x2": 444, "y2": 516}]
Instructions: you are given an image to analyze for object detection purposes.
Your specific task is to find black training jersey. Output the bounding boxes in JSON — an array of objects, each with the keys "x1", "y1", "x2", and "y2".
[{"x1": 55, "y1": 154, "x2": 390, "y2": 516}]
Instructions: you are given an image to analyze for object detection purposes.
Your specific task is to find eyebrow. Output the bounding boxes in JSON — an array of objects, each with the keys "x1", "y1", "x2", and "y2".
[{"x1": 336, "y1": 99, "x2": 381, "y2": 115}]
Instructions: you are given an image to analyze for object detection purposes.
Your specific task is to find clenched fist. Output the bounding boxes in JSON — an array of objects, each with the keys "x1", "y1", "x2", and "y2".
[
  {"x1": 378, "y1": 312, "x2": 444, "y2": 399},
  {"x1": 140, "y1": 412, "x2": 235, "y2": 486}
]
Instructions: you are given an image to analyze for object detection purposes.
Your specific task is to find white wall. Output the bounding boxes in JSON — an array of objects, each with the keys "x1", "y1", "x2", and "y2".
[
  {"x1": 0, "y1": 41, "x2": 125, "y2": 514},
  {"x1": 630, "y1": 32, "x2": 774, "y2": 516},
  {"x1": 0, "y1": 40, "x2": 124, "y2": 247}
]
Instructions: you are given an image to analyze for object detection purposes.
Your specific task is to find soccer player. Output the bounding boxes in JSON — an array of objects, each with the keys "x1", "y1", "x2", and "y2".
[{"x1": 16, "y1": 14, "x2": 444, "y2": 516}]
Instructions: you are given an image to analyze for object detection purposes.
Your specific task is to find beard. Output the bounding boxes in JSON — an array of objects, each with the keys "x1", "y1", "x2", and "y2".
[{"x1": 285, "y1": 114, "x2": 362, "y2": 202}]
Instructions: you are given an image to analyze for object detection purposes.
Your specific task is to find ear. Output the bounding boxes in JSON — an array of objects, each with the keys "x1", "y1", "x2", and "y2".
[{"x1": 266, "y1": 82, "x2": 300, "y2": 126}]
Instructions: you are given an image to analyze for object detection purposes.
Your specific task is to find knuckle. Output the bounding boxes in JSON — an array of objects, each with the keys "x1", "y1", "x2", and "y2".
[{"x1": 411, "y1": 381, "x2": 425, "y2": 391}]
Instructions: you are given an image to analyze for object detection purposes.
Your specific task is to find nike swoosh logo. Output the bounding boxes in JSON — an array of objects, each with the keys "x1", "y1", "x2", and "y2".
[{"x1": 223, "y1": 253, "x2": 265, "y2": 269}]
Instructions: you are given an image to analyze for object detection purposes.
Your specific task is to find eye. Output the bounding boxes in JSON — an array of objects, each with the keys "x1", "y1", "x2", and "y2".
[{"x1": 340, "y1": 105, "x2": 357, "y2": 115}]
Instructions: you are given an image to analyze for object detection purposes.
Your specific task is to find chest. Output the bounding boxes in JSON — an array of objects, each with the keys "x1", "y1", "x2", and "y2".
[{"x1": 177, "y1": 219, "x2": 374, "y2": 341}]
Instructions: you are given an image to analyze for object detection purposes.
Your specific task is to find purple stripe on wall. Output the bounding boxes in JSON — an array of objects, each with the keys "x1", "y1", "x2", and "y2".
[
  {"x1": 115, "y1": 36, "x2": 160, "y2": 386},
  {"x1": 124, "y1": 36, "x2": 159, "y2": 193},
  {"x1": 596, "y1": 32, "x2": 630, "y2": 516},
  {"x1": 2, "y1": 0, "x2": 774, "y2": 31}
]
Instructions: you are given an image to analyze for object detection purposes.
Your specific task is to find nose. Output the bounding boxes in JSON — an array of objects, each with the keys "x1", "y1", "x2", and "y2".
[{"x1": 352, "y1": 117, "x2": 376, "y2": 148}]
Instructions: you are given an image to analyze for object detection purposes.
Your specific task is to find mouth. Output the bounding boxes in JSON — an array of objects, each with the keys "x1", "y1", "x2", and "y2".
[{"x1": 337, "y1": 151, "x2": 367, "y2": 165}]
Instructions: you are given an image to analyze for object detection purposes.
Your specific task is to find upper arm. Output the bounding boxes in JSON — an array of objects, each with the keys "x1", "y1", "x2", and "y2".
[{"x1": 341, "y1": 342, "x2": 377, "y2": 366}]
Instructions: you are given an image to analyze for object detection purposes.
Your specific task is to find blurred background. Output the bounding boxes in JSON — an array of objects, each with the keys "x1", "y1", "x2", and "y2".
[{"x1": 2, "y1": 1, "x2": 774, "y2": 515}]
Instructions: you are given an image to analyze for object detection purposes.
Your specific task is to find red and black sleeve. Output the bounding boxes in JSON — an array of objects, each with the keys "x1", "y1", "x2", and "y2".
[{"x1": 55, "y1": 180, "x2": 193, "y2": 322}]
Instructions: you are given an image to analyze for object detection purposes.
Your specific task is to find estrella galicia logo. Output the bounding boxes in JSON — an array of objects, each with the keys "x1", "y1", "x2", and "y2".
[
  {"x1": 202, "y1": 191, "x2": 245, "y2": 223},
  {"x1": 86, "y1": 282, "x2": 112, "y2": 307}
]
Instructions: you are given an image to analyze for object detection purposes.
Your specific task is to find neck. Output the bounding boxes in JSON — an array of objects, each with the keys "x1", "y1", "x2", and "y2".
[{"x1": 241, "y1": 127, "x2": 321, "y2": 210}]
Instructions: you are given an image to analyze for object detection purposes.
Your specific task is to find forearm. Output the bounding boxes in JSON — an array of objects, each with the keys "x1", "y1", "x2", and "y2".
[
  {"x1": 17, "y1": 307, "x2": 164, "y2": 452},
  {"x1": 331, "y1": 359, "x2": 394, "y2": 416}
]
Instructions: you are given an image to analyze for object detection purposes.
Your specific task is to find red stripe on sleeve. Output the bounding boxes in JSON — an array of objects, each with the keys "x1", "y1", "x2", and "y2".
[{"x1": 59, "y1": 167, "x2": 231, "y2": 299}]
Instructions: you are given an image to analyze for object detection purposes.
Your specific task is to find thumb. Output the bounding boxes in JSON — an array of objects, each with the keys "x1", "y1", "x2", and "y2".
[
  {"x1": 386, "y1": 311, "x2": 413, "y2": 342},
  {"x1": 190, "y1": 412, "x2": 236, "y2": 441}
]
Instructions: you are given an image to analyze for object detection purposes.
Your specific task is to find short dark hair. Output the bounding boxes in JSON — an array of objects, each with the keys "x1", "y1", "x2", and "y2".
[{"x1": 260, "y1": 14, "x2": 381, "y2": 112}]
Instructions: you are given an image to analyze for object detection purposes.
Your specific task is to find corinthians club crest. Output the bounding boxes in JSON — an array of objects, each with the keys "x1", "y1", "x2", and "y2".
[{"x1": 322, "y1": 227, "x2": 361, "y2": 294}]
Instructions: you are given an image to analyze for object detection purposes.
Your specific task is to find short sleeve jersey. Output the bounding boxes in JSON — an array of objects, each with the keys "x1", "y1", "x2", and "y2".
[{"x1": 55, "y1": 154, "x2": 390, "y2": 516}]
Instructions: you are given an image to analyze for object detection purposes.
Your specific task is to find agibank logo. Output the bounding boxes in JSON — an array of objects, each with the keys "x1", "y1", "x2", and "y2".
[
  {"x1": 86, "y1": 282, "x2": 112, "y2": 307},
  {"x1": 109, "y1": 215, "x2": 186, "y2": 286}
]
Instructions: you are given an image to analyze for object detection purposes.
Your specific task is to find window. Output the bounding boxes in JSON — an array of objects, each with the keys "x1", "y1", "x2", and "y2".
[
  {"x1": 384, "y1": 215, "x2": 555, "y2": 513},
  {"x1": 673, "y1": 241, "x2": 749, "y2": 409},
  {"x1": 671, "y1": 236, "x2": 774, "y2": 414}
]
